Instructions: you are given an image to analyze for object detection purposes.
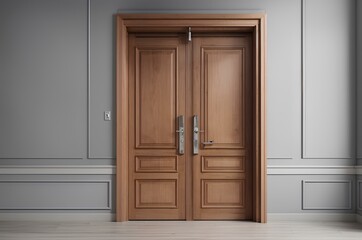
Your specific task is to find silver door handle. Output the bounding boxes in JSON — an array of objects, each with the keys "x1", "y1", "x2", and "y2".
[
  {"x1": 202, "y1": 140, "x2": 214, "y2": 145},
  {"x1": 193, "y1": 115, "x2": 199, "y2": 154},
  {"x1": 177, "y1": 115, "x2": 184, "y2": 155},
  {"x1": 193, "y1": 115, "x2": 204, "y2": 154}
]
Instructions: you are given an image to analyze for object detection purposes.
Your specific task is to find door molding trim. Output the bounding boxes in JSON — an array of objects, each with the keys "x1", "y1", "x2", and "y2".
[{"x1": 116, "y1": 14, "x2": 267, "y2": 223}]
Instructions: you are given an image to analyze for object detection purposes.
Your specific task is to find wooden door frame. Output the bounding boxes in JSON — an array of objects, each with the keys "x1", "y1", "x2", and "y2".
[{"x1": 116, "y1": 14, "x2": 267, "y2": 223}]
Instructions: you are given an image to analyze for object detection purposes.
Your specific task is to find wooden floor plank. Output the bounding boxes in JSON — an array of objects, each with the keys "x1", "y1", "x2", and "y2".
[{"x1": 0, "y1": 221, "x2": 361, "y2": 240}]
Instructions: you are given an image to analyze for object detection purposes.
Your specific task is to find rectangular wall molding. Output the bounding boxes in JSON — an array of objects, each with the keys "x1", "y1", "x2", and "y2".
[
  {"x1": 0, "y1": 180, "x2": 111, "y2": 210},
  {"x1": 0, "y1": 0, "x2": 86, "y2": 160},
  {"x1": 358, "y1": 180, "x2": 362, "y2": 211},
  {"x1": 0, "y1": 165, "x2": 115, "y2": 175},
  {"x1": 302, "y1": 180, "x2": 352, "y2": 210},
  {"x1": 301, "y1": 0, "x2": 355, "y2": 159},
  {"x1": 0, "y1": 213, "x2": 115, "y2": 222},
  {"x1": 87, "y1": 0, "x2": 91, "y2": 158},
  {"x1": 86, "y1": 0, "x2": 116, "y2": 159}
]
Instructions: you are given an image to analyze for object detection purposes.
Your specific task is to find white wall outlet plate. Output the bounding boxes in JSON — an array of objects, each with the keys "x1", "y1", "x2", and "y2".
[{"x1": 104, "y1": 111, "x2": 111, "y2": 121}]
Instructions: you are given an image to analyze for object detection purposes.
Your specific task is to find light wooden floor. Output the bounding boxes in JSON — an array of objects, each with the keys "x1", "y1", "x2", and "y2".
[{"x1": 0, "y1": 221, "x2": 361, "y2": 240}]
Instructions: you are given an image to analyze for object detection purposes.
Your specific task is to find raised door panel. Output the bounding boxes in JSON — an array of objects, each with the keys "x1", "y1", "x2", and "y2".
[
  {"x1": 128, "y1": 35, "x2": 186, "y2": 220},
  {"x1": 136, "y1": 156, "x2": 178, "y2": 173},
  {"x1": 193, "y1": 36, "x2": 253, "y2": 220},
  {"x1": 203, "y1": 49, "x2": 245, "y2": 148},
  {"x1": 202, "y1": 179, "x2": 245, "y2": 208},
  {"x1": 136, "y1": 48, "x2": 177, "y2": 148},
  {"x1": 202, "y1": 156, "x2": 245, "y2": 173},
  {"x1": 136, "y1": 179, "x2": 177, "y2": 208}
]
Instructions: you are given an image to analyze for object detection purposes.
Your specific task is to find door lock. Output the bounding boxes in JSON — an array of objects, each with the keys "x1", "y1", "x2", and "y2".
[
  {"x1": 193, "y1": 115, "x2": 205, "y2": 154},
  {"x1": 177, "y1": 116, "x2": 185, "y2": 155}
]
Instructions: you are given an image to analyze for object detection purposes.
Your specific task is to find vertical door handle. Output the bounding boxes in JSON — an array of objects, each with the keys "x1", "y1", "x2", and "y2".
[
  {"x1": 176, "y1": 115, "x2": 184, "y2": 155},
  {"x1": 193, "y1": 115, "x2": 204, "y2": 154}
]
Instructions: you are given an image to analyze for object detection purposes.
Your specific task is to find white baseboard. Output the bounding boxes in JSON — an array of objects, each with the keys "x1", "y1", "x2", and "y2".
[
  {"x1": 0, "y1": 213, "x2": 116, "y2": 222},
  {"x1": 268, "y1": 213, "x2": 357, "y2": 222},
  {"x1": 357, "y1": 214, "x2": 362, "y2": 224}
]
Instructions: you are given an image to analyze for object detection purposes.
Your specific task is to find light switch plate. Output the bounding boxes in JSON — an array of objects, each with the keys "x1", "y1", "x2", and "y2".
[{"x1": 104, "y1": 111, "x2": 111, "y2": 121}]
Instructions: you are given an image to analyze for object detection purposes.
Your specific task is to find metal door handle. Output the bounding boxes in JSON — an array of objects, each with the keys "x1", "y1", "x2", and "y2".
[
  {"x1": 193, "y1": 115, "x2": 204, "y2": 154},
  {"x1": 193, "y1": 115, "x2": 198, "y2": 154},
  {"x1": 176, "y1": 115, "x2": 184, "y2": 155},
  {"x1": 202, "y1": 140, "x2": 214, "y2": 145}
]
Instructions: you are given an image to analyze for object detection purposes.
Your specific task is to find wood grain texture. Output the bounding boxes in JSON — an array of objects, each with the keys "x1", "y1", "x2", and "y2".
[
  {"x1": 204, "y1": 48, "x2": 244, "y2": 147},
  {"x1": 136, "y1": 180, "x2": 178, "y2": 208},
  {"x1": 136, "y1": 48, "x2": 177, "y2": 148},
  {"x1": 202, "y1": 156, "x2": 245, "y2": 173},
  {"x1": 1, "y1": 221, "x2": 361, "y2": 240},
  {"x1": 259, "y1": 15, "x2": 267, "y2": 223},
  {"x1": 136, "y1": 156, "x2": 177, "y2": 173},
  {"x1": 193, "y1": 36, "x2": 253, "y2": 220},
  {"x1": 128, "y1": 35, "x2": 186, "y2": 220},
  {"x1": 116, "y1": 14, "x2": 267, "y2": 222},
  {"x1": 116, "y1": 16, "x2": 129, "y2": 222},
  {"x1": 202, "y1": 180, "x2": 245, "y2": 208}
]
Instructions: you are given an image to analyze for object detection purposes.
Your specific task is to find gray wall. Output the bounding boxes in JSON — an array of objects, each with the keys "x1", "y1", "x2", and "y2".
[
  {"x1": 0, "y1": 0, "x2": 87, "y2": 161},
  {"x1": 0, "y1": 0, "x2": 360, "y2": 219},
  {"x1": 303, "y1": 0, "x2": 355, "y2": 160},
  {"x1": 269, "y1": 175, "x2": 356, "y2": 213},
  {"x1": 358, "y1": 0, "x2": 362, "y2": 166},
  {"x1": 357, "y1": 0, "x2": 362, "y2": 218}
]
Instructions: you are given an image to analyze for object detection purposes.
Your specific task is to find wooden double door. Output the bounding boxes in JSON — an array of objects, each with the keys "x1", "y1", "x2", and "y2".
[{"x1": 128, "y1": 32, "x2": 253, "y2": 220}]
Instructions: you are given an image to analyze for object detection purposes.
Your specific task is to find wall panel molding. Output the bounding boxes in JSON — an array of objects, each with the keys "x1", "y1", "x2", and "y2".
[
  {"x1": 0, "y1": 165, "x2": 115, "y2": 175},
  {"x1": 87, "y1": 0, "x2": 91, "y2": 158},
  {"x1": 0, "y1": 0, "x2": 86, "y2": 160},
  {"x1": 302, "y1": 180, "x2": 352, "y2": 210},
  {"x1": 0, "y1": 180, "x2": 112, "y2": 210},
  {"x1": 86, "y1": 0, "x2": 117, "y2": 160},
  {"x1": 301, "y1": 0, "x2": 355, "y2": 159},
  {"x1": 301, "y1": 0, "x2": 307, "y2": 158},
  {"x1": 358, "y1": 180, "x2": 362, "y2": 211},
  {"x1": 0, "y1": 213, "x2": 115, "y2": 222},
  {"x1": 88, "y1": 0, "x2": 115, "y2": 159}
]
